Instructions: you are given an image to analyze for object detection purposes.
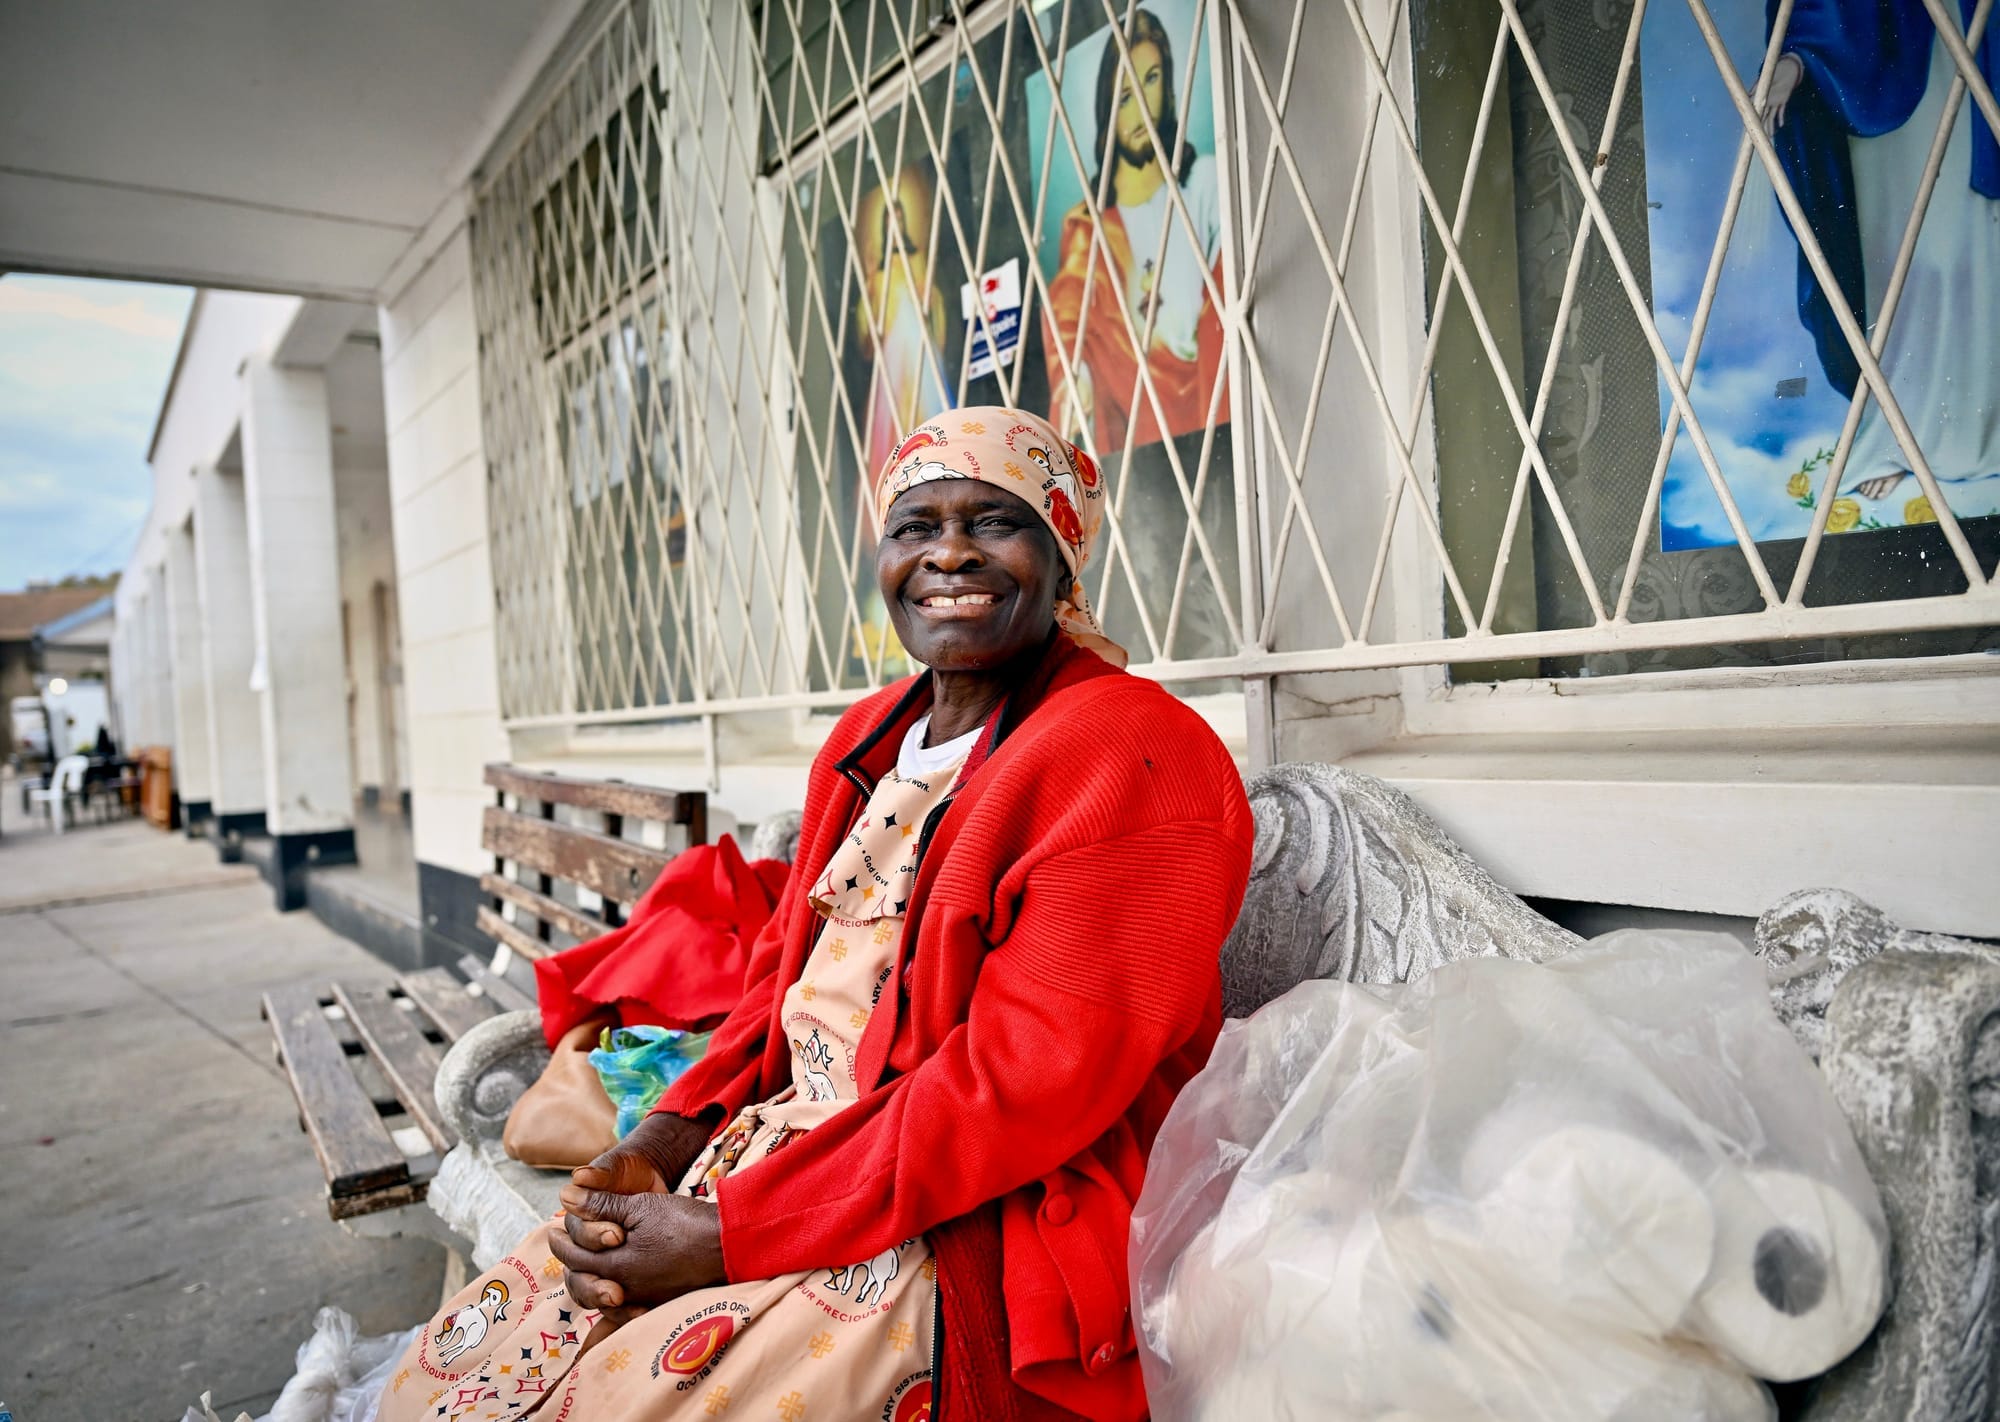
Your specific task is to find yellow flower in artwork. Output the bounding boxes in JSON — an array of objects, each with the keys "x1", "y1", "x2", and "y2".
[
  {"x1": 1786, "y1": 470, "x2": 1811, "y2": 499},
  {"x1": 1904, "y1": 495, "x2": 1938, "y2": 525},
  {"x1": 1826, "y1": 497, "x2": 1862, "y2": 533}
]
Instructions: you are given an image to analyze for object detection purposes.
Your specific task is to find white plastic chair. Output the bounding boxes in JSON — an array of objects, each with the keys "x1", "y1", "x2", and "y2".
[{"x1": 28, "y1": 754, "x2": 88, "y2": 834}]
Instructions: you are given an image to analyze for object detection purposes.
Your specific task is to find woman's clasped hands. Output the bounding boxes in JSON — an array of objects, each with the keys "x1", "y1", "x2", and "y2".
[{"x1": 547, "y1": 1112, "x2": 728, "y2": 1347}]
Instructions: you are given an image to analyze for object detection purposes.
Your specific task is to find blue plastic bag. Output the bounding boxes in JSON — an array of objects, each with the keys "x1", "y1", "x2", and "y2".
[{"x1": 589, "y1": 1025, "x2": 711, "y2": 1137}]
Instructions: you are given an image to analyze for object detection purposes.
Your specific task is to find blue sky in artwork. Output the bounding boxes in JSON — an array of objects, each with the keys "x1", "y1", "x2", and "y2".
[
  {"x1": 0, "y1": 275, "x2": 191, "y2": 591},
  {"x1": 1642, "y1": 0, "x2": 1857, "y2": 551}
]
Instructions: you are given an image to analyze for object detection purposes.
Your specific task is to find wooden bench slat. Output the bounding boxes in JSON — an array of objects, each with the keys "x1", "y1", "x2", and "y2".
[
  {"x1": 477, "y1": 903, "x2": 558, "y2": 963},
  {"x1": 332, "y1": 983, "x2": 455, "y2": 1156},
  {"x1": 458, "y1": 952, "x2": 538, "y2": 1015},
  {"x1": 483, "y1": 804, "x2": 671, "y2": 906},
  {"x1": 262, "y1": 984, "x2": 410, "y2": 1201},
  {"x1": 329, "y1": 1179, "x2": 427, "y2": 1221},
  {"x1": 481, "y1": 871, "x2": 605, "y2": 942},
  {"x1": 484, "y1": 764, "x2": 704, "y2": 833},
  {"x1": 397, "y1": 966, "x2": 497, "y2": 1043}
]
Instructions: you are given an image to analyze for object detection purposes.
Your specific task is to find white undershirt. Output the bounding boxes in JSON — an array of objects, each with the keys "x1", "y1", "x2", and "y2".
[{"x1": 898, "y1": 714, "x2": 982, "y2": 779}]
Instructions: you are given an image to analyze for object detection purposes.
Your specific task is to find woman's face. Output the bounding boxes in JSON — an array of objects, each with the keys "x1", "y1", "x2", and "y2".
[{"x1": 877, "y1": 480, "x2": 1067, "y2": 673}]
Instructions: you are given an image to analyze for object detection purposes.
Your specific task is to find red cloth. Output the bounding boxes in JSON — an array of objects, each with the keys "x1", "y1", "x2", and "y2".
[
  {"x1": 659, "y1": 635, "x2": 1254, "y2": 1420},
  {"x1": 532, "y1": 836, "x2": 791, "y2": 1048}
]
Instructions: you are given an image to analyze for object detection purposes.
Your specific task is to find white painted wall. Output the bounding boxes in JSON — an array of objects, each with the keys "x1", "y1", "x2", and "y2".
[
  {"x1": 335, "y1": 461, "x2": 403, "y2": 796},
  {"x1": 378, "y1": 224, "x2": 508, "y2": 876},
  {"x1": 190, "y1": 464, "x2": 265, "y2": 817},
  {"x1": 239, "y1": 359, "x2": 355, "y2": 834},
  {"x1": 163, "y1": 520, "x2": 214, "y2": 804}
]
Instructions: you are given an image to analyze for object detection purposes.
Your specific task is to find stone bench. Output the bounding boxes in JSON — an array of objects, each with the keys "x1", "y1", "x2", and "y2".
[{"x1": 429, "y1": 764, "x2": 1999, "y2": 1417}]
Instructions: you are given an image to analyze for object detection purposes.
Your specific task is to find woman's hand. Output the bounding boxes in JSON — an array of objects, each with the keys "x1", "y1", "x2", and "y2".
[
  {"x1": 549, "y1": 1111, "x2": 720, "y2": 1346},
  {"x1": 1763, "y1": 53, "x2": 1805, "y2": 134},
  {"x1": 560, "y1": 1110, "x2": 716, "y2": 1247},
  {"x1": 548, "y1": 1191, "x2": 727, "y2": 1313}
]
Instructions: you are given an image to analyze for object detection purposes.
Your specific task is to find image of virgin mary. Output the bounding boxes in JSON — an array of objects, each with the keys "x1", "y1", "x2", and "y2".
[{"x1": 1763, "y1": 0, "x2": 2000, "y2": 508}]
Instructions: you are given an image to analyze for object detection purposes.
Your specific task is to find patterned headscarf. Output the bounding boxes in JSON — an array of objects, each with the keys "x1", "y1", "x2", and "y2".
[{"x1": 874, "y1": 406, "x2": 1127, "y2": 667}]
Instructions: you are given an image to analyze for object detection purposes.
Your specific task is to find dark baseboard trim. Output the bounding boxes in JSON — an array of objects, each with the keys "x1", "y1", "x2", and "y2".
[
  {"x1": 306, "y1": 872, "x2": 425, "y2": 972},
  {"x1": 181, "y1": 799, "x2": 213, "y2": 837},
  {"x1": 209, "y1": 810, "x2": 267, "y2": 862},
  {"x1": 418, "y1": 860, "x2": 489, "y2": 967},
  {"x1": 266, "y1": 828, "x2": 358, "y2": 912},
  {"x1": 360, "y1": 784, "x2": 381, "y2": 809}
]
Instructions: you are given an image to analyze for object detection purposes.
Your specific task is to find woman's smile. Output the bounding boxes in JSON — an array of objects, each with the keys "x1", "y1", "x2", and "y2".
[
  {"x1": 912, "y1": 589, "x2": 1006, "y2": 615},
  {"x1": 877, "y1": 479, "x2": 1065, "y2": 687}
]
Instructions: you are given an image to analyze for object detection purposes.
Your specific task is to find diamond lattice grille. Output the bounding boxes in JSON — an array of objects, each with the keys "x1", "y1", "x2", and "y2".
[{"x1": 473, "y1": 0, "x2": 2000, "y2": 725}]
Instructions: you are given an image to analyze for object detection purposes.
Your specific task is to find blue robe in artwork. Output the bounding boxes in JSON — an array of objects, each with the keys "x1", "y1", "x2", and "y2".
[{"x1": 1765, "y1": 0, "x2": 1999, "y2": 398}]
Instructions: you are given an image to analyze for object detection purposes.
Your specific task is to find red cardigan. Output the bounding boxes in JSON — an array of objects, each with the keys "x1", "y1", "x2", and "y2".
[{"x1": 657, "y1": 636, "x2": 1252, "y2": 1419}]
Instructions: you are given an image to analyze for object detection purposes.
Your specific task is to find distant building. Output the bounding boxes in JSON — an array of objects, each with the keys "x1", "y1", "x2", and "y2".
[
  {"x1": 34, "y1": 592, "x2": 114, "y2": 685},
  {"x1": 0, "y1": 583, "x2": 115, "y2": 758}
]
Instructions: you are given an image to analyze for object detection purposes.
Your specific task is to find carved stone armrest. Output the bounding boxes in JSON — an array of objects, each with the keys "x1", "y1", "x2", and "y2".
[
  {"x1": 1221, "y1": 763, "x2": 1582, "y2": 1017},
  {"x1": 433, "y1": 1009, "x2": 549, "y2": 1149},
  {"x1": 748, "y1": 810, "x2": 803, "y2": 866},
  {"x1": 428, "y1": 1010, "x2": 568, "y2": 1270},
  {"x1": 1753, "y1": 890, "x2": 2000, "y2": 1420}
]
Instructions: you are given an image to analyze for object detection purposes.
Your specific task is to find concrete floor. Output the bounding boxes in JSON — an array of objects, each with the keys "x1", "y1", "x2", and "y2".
[{"x1": 0, "y1": 777, "x2": 447, "y2": 1421}]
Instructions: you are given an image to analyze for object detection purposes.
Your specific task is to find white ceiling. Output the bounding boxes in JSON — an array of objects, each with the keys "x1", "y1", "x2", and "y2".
[{"x1": 0, "y1": 0, "x2": 579, "y2": 301}]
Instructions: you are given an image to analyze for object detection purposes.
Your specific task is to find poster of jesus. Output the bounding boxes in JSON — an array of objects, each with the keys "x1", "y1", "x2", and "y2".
[{"x1": 1025, "y1": 0, "x2": 1229, "y2": 457}]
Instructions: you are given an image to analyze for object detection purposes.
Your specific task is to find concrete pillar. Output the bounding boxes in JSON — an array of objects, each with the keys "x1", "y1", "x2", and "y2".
[
  {"x1": 146, "y1": 561, "x2": 174, "y2": 755},
  {"x1": 191, "y1": 463, "x2": 267, "y2": 855},
  {"x1": 125, "y1": 575, "x2": 166, "y2": 751},
  {"x1": 239, "y1": 359, "x2": 356, "y2": 908},
  {"x1": 164, "y1": 520, "x2": 215, "y2": 832}
]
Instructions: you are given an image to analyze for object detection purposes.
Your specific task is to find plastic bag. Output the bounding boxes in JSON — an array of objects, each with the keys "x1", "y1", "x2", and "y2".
[
  {"x1": 589, "y1": 1024, "x2": 711, "y2": 1137},
  {"x1": 181, "y1": 1308, "x2": 421, "y2": 1422},
  {"x1": 1131, "y1": 930, "x2": 1890, "y2": 1422}
]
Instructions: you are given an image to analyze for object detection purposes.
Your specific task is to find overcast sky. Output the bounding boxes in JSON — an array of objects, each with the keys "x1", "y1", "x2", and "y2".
[{"x1": 0, "y1": 274, "x2": 192, "y2": 592}]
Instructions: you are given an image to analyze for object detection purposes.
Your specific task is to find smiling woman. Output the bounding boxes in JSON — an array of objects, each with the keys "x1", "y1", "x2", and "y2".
[
  {"x1": 377, "y1": 407, "x2": 1253, "y2": 1422},
  {"x1": 874, "y1": 412, "x2": 1126, "y2": 744}
]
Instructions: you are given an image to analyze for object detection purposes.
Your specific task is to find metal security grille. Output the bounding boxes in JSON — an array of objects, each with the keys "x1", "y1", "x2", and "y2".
[{"x1": 473, "y1": 0, "x2": 2000, "y2": 728}]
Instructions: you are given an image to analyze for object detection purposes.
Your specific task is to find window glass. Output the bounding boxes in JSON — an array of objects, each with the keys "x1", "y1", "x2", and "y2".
[
  {"x1": 1416, "y1": 0, "x2": 1999, "y2": 680},
  {"x1": 774, "y1": 2, "x2": 1240, "y2": 687}
]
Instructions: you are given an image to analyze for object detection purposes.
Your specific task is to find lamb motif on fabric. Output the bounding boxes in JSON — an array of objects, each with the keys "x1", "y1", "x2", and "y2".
[
  {"x1": 434, "y1": 1281, "x2": 510, "y2": 1365},
  {"x1": 793, "y1": 1028, "x2": 839, "y2": 1103},
  {"x1": 880, "y1": 457, "x2": 972, "y2": 508}
]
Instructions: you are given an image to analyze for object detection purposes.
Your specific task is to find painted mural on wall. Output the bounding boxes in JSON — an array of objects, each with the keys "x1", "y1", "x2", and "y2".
[
  {"x1": 1644, "y1": 0, "x2": 2000, "y2": 551},
  {"x1": 1024, "y1": 0, "x2": 1229, "y2": 456}
]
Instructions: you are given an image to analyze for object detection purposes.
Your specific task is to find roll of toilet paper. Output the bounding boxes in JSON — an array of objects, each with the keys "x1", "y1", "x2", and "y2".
[
  {"x1": 1480, "y1": 1328, "x2": 1773, "y2": 1422},
  {"x1": 1603, "y1": 1345, "x2": 1774, "y2": 1422},
  {"x1": 1458, "y1": 1123, "x2": 1717, "y2": 1336},
  {"x1": 1255, "y1": 1210, "x2": 1485, "y2": 1417},
  {"x1": 1686, "y1": 1168, "x2": 1885, "y2": 1382},
  {"x1": 1192, "y1": 1364, "x2": 1288, "y2": 1422},
  {"x1": 1157, "y1": 1217, "x2": 1258, "y2": 1379}
]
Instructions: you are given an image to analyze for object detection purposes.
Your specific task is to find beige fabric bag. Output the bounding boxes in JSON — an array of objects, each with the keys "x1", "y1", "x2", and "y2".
[{"x1": 501, "y1": 1014, "x2": 619, "y2": 1169}]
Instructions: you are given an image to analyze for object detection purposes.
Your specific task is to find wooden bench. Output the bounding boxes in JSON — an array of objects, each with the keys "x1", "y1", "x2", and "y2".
[
  {"x1": 265, "y1": 763, "x2": 707, "y2": 1222},
  {"x1": 476, "y1": 762, "x2": 709, "y2": 965},
  {"x1": 262, "y1": 967, "x2": 503, "y2": 1218}
]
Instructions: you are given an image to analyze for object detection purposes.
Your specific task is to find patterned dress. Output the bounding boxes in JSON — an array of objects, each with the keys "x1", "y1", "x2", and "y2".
[{"x1": 378, "y1": 744, "x2": 968, "y2": 1422}]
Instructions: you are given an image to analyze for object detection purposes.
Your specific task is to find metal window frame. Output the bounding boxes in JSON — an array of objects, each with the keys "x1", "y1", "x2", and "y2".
[{"x1": 473, "y1": 0, "x2": 2000, "y2": 743}]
